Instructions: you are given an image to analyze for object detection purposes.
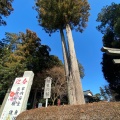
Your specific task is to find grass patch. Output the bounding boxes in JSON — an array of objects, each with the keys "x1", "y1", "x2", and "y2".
[{"x1": 17, "y1": 102, "x2": 120, "y2": 120}]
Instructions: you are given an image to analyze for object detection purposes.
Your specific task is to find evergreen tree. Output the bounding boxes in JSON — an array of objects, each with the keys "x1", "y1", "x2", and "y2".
[
  {"x1": 100, "y1": 87, "x2": 108, "y2": 101},
  {"x1": 35, "y1": 0, "x2": 90, "y2": 105},
  {"x1": 96, "y1": 3, "x2": 120, "y2": 100},
  {"x1": 0, "y1": 29, "x2": 51, "y2": 95},
  {"x1": 99, "y1": 86, "x2": 115, "y2": 101}
]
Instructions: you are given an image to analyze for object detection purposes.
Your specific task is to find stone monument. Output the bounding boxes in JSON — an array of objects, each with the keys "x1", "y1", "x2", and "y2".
[{"x1": 0, "y1": 71, "x2": 34, "y2": 120}]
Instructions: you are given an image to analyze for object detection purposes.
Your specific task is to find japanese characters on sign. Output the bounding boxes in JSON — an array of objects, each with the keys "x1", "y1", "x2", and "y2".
[
  {"x1": 0, "y1": 77, "x2": 30, "y2": 120},
  {"x1": 44, "y1": 77, "x2": 52, "y2": 99}
]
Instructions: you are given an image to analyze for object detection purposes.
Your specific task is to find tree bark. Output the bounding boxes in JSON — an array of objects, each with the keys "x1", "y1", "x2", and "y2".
[
  {"x1": 60, "y1": 29, "x2": 76, "y2": 104},
  {"x1": 32, "y1": 88, "x2": 38, "y2": 108},
  {"x1": 65, "y1": 24, "x2": 85, "y2": 104}
]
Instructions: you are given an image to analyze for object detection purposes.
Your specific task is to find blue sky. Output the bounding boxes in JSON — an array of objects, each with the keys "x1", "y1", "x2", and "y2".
[{"x1": 0, "y1": 0, "x2": 120, "y2": 95}]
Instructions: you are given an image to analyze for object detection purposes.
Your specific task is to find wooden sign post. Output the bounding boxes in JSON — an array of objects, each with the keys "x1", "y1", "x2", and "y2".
[{"x1": 43, "y1": 77, "x2": 52, "y2": 107}]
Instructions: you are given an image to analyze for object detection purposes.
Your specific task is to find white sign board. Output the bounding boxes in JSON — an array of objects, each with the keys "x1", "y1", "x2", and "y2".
[
  {"x1": 44, "y1": 77, "x2": 52, "y2": 99},
  {"x1": 38, "y1": 103, "x2": 42, "y2": 108},
  {"x1": 0, "y1": 77, "x2": 32, "y2": 120}
]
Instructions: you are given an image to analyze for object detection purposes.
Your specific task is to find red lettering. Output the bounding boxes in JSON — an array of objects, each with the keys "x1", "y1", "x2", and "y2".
[
  {"x1": 15, "y1": 79, "x2": 21, "y2": 84},
  {"x1": 22, "y1": 78, "x2": 27, "y2": 84}
]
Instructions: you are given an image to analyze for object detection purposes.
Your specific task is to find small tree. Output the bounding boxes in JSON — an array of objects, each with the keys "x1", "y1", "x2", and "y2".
[
  {"x1": 49, "y1": 67, "x2": 67, "y2": 105},
  {"x1": 93, "y1": 93, "x2": 101, "y2": 102},
  {"x1": 100, "y1": 87, "x2": 108, "y2": 101},
  {"x1": 99, "y1": 86, "x2": 115, "y2": 101},
  {"x1": 38, "y1": 66, "x2": 67, "y2": 105}
]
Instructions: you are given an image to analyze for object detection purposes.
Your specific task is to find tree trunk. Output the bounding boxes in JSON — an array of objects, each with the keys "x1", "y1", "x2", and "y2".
[
  {"x1": 52, "y1": 99, "x2": 55, "y2": 105},
  {"x1": 60, "y1": 29, "x2": 76, "y2": 104},
  {"x1": 32, "y1": 88, "x2": 38, "y2": 108},
  {"x1": 66, "y1": 24, "x2": 85, "y2": 104}
]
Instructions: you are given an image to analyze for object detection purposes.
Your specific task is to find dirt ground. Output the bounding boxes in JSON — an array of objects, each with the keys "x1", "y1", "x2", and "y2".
[{"x1": 17, "y1": 102, "x2": 120, "y2": 120}]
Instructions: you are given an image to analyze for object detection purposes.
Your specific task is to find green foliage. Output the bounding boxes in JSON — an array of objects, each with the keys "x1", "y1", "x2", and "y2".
[
  {"x1": 78, "y1": 61, "x2": 85, "y2": 79},
  {"x1": 32, "y1": 55, "x2": 64, "y2": 90},
  {"x1": 96, "y1": 3, "x2": 120, "y2": 101},
  {"x1": 100, "y1": 87, "x2": 108, "y2": 101},
  {"x1": 99, "y1": 86, "x2": 115, "y2": 101},
  {"x1": 102, "y1": 54, "x2": 120, "y2": 100},
  {"x1": 97, "y1": 3, "x2": 120, "y2": 34},
  {"x1": 45, "y1": 55, "x2": 63, "y2": 68},
  {"x1": 114, "y1": 18, "x2": 120, "y2": 37},
  {"x1": 0, "y1": 0, "x2": 14, "y2": 25},
  {"x1": 97, "y1": 2, "x2": 120, "y2": 48},
  {"x1": 93, "y1": 93, "x2": 101, "y2": 102},
  {"x1": 35, "y1": 0, "x2": 90, "y2": 34},
  {"x1": 0, "y1": 29, "x2": 51, "y2": 94}
]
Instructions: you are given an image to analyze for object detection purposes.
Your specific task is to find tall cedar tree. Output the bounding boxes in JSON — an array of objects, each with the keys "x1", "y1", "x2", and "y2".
[
  {"x1": 0, "y1": 0, "x2": 14, "y2": 25},
  {"x1": 97, "y1": 3, "x2": 120, "y2": 100},
  {"x1": 35, "y1": 0, "x2": 90, "y2": 105}
]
